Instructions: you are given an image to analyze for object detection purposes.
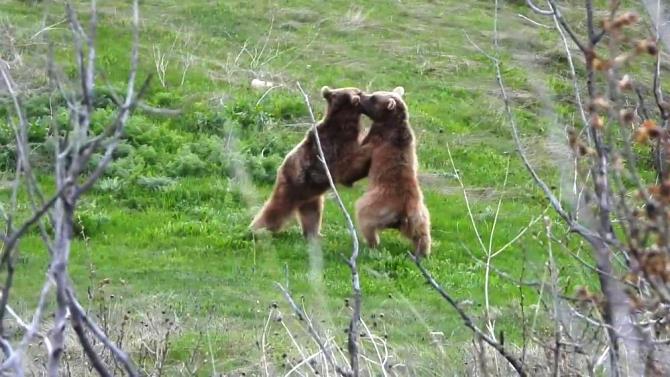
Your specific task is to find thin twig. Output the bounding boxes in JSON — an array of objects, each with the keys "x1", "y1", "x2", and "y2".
[
  {"x1": 463, "y1": 31, "x2": 605, "y2": 247},
  {"x1": 297, "y1": 82, "x2": 361, "y2": 377},
  {"x1": 445, "y1": 143, "x2": 487, "y2": 253},
  {"x1": 517, "y1": 14, "x2": 551, "y2": 29},
  {"x1": 410, "y1": 254, "x2": 527, "y2": 376},
  {"x1": 544, "y1": 218, "x2": 561, "y2": 377},
  {"x1": 67, "y1": 291, "x2": 138, "y2": 376},
  {"x1": 276, "y1": 283, "x2": 347, "y2": 377},
  {"x1": 550, "y1": 7, "x2": 589, "y2": 129}
]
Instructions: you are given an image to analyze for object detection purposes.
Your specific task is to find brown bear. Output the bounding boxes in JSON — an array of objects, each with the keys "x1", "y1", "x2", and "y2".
[
  {"x1": 354, "y1": 87, "x2": 432, "y2": 257},
  {"x1": 250, "y1": 86, "x2": 371, "y2": 239}
]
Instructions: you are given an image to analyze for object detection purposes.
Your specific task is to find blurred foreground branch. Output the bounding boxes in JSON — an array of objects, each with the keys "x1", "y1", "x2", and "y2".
[
  {"x1": 0, "y1": 1, "x2": 149, "y2": 375},
  {"x1": 280, "y1": 82, "x2": 362, "y2": 377}
]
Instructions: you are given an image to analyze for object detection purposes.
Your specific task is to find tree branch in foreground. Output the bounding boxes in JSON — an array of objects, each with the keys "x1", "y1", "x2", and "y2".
[
  {"x1": 296, "y1": 82, "x2": 362, "y2": 377},
  {"x1": 410, "y1": 253, "x2": 527, "y2": 376}
]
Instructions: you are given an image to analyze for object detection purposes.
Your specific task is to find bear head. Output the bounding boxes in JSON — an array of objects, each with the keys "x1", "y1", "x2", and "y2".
[
  {"x1": 320, "y1": 86, "x2": 362, "y2": 118},
  {"x1": 359, "y1": 87, "x2": 407, "y2": 122}
]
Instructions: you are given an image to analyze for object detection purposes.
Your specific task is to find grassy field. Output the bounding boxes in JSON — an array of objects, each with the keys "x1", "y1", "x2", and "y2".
[{"x1": 0, "y1": 0, "x2": 646, "y2": 375}]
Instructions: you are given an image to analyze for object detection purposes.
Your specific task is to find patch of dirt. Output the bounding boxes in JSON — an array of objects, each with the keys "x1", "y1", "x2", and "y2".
[
  {"x1": 419, "y1": 173, "x2": 522, "y2": 200},
  {"x1": 279, "y1": 8, "x2": 320, "y2": 24},
  {"x1": 488, "y1": 88, "x2": 538, "y2": 107}
]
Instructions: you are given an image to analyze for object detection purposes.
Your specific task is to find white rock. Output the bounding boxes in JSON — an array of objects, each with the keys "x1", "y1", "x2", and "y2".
[{"x1": 251, "y1": 78, "x2": 274, "y2": 89}]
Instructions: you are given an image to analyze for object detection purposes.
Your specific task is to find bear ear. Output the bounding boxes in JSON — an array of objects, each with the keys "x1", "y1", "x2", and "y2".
[
  {"x1": 387, "y1": 98, "x2": 397, "y2": 111},
  {"x1": 351, "y1": 94, "x2": 360, "y2": 106},
  {"x1": 392, "y1": 86, "x2": 405, "y2": 97},
  {"x1": 321, "y1": 86, "x2": 333, "y2": 99}
]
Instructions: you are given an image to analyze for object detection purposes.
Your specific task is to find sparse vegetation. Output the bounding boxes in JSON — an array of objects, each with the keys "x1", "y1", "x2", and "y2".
[{"x1": 2, "y1": 0, "x2": 669, "y2": 375}]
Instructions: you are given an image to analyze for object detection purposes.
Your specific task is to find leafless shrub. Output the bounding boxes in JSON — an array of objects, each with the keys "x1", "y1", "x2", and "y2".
[
  {"x1": 208, "y1": 16, "x2": 317, "y2": 88},
  {"x1": 11, "y1": 275, "x2": 207, "y2": 377},
  {"x1": 0, "y1": 0, "x2": 153, "y2": 375},
  {"x1": 0, "y1": 16, "x2": 53, "y2": 93},
  {"x1": 410, "y1": 0, "x2": 670, "y2": 375},
  {"x1": 340, "y1": 6, "x2": 369, "y2": 31},
  {"x1": 274, "y1": 283, "x2": 406, "y2": 377},
  {"x1": 151, "y1": 26, "x2": 199, "y2": 88}
]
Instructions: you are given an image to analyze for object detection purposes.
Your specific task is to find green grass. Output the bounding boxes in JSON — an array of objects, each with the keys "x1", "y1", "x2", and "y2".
[{"x1": 0, "y1": 0, "x2": 655, "y2": 374}]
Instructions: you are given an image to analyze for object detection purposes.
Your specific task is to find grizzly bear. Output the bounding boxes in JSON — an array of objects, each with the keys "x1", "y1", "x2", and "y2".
[
  {"x1": 354, "y1": 87, "x2": 432, "y2": 257},
  {"x1": 250, "y1": 87, "x2": 371, "y2": 239}
]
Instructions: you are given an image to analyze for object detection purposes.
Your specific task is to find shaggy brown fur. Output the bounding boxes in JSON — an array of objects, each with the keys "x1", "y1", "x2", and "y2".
[
  {"x1": 354, "y1": 87, "x2": 432, "y2": 257},
  {"x1": 250, "y1": 87, "x2": 371, "y2": 239}
]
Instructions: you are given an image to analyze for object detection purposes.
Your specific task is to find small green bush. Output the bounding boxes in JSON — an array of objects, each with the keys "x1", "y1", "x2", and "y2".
[
  {"x1": 0, "y1": 144, "x2": 16, "y2": 171},
  {"x1": 125, "y1": 117, "x2": 188, "y2": 153},
  {"x1": 137, "y1": 176, "x2": 177, "y2": 191},
  {"x1": 91, "y1": 107, "x2": 117, "y2": 134},
  {"x1": 265, "y1": 94, "x2": 306, "y2": 121},
  {"x1": 0, "y1": 121, "x2": 12, "y2": 145},
  {"x1": 73, "y1": 202, "x2": 111, "y2": 238},
  {"x1": 28, "y1": 119, "x2": 49, "y2": 143},
  {"x1": 239, "y1": 131, "x2": 287, "y2": 157},
  {"x1": 261, "y1": 154, "x2": 282, "y2": 172},
  {"x1": 113, "y1": 142, "x2": 134, "y2": 158},
  {"x1": 23, "y1": 94, "x2": 65, "y2": 118},
  {"x1": 92, "y1": 86, "x2": 123, "y2": 109},
  {"x1": 54, "y1": 107, "x2": 71, "y2": 134},
  {"x1": 150, "y1": 91, "x2": 182, "y2": 108},
  {"x1": 106, "y1": 154, "x2": 146, "y2": 179},
  {"x1": 167, "y1": 148, "x2": 207, "y2": 177},
  {"x1": 224, "y1": 100, "x2": 271, "y2": 131},
  {"x1": 188, "y1": 135, "x2": 231, "y2": 175},
  {"x1": 137, "y1": 145, "x2": 159, "y2": 165},
  {"x1": 123, "y1": 114, "x2": 155, "y2": 145},
  {"x1": 246, "y1": 154, "x2": 280, "y2": 184},
  {"x1": 96, "y1": 177, "x2": 123, "y2": 193},
  {"x1": 87, "y1": 153, "x2": 104, "y2": 172},
  {"x1": 190, "y1": 108, "x2": 228, "y2": 135}
]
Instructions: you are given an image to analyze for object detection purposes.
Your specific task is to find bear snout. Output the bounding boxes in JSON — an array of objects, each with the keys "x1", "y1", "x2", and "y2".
[
  {"x1": 358, "y1": 94, "x2": 372, "y2": 113},
  {"x1": 359, "y1": 102, "x2": 374, "y2": 117}
]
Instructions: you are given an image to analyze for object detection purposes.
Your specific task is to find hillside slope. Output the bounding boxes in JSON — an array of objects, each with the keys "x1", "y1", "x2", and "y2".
[{"x1": 0, "y1": 0, "x2": 632, "y2": 374}]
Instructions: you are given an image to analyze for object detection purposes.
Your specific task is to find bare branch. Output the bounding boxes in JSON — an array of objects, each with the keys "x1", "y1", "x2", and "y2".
[
  {"x1": 75, "y1": 75, "x2": 152, "y2": 197},
  {"x1": 463, "y1": 31, "x2": 605, "y2": 246},
  {"x1": 2, "y1": 181, "x2": 72, "y2": 251},
  {"x1": 517, "y1": 14, "x2": 551, "y2": 29},
  {"x1": 70, "y1": 307, "x2": 113, "y2": 377},
  {"x1": 296, "y1": 82, "x2": 362, "y2": 377},
  {"x1": 544, "y1": 1, "x2": 589, "y2": 53},
  {"x1": 276, "y1": 283, "x2": 348, "y2": 377},
  {"x1": 67, "y1": 290, "x2": 138, "y2": 377},
  {"x1": 544, "y1": 218, "x2": 561, "y2": 377},
  {"x1": 526, "y1": 0, "x2": 553, "y2": 15},
  {"x1": 410, "y1": 254, "x2": 527, "y2": 376},
  {"x1": 550, "y1": 7, "x2": 589, "y2": 129},
  {"x1": 445, "y1": 143, "x2": 487, "y2": 253},
  {"x1": 0, "y1": 280, "x2": 54, "y2": 372}
]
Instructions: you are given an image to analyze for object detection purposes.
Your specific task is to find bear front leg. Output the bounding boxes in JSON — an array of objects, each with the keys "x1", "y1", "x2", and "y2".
[
  {"x1": 336, "y1": 144, "x2": 373, "y2": 187},
  {"x1": 297, "y1": 196, "x2": 324, "y2": 239}
]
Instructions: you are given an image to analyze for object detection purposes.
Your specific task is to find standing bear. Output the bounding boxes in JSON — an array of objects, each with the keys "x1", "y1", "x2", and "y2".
[
  {"x1": 355, "y1": 87, "x2": 432, "y2": 257},
  {"x1": 250, "y1": 87, "x2": 371, "y2": 239}
]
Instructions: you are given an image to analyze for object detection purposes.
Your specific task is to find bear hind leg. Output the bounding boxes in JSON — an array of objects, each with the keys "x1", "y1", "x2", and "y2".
[
  {"x1": 297, "y1": 196, "x2": 324, "y2": 239},
  {"x1": 401, "y1": 206, "x2": 432, "y2": 258},
  {"x1": 250, "y1": 190, "x2": 296, "y2": 234},
  {"x1": 356, "y1": 196, "x2": 391, "y2": 249},
  {"x1": 360, "y1": 222, "x2": 380, "y2": 248}
]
